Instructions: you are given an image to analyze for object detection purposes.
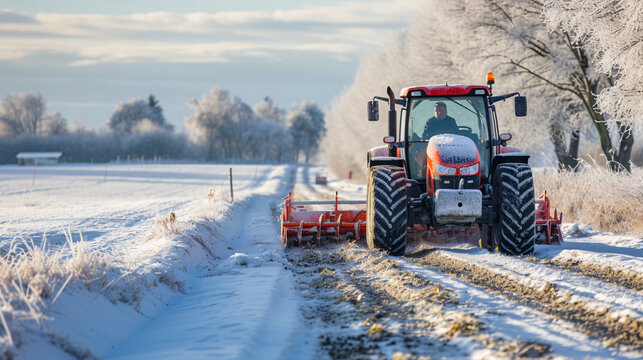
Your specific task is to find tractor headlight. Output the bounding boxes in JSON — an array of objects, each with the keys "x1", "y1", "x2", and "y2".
[
  {"x1": 459, "y1": 164, "x2": 479, "y2": 175},
  {"x1": 435, "y1": 164, "x2": 456, "y2": 176}
]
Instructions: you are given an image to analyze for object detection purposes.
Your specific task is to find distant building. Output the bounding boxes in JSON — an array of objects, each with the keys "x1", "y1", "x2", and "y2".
[{"x1": 16, "y1": 152, "x2": 63, "y2": 165}]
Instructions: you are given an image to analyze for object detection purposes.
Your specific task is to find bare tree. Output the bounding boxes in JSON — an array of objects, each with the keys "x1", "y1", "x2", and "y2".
[
  {"x1": 288, "y1": 102, "x2": 326, "y2": 163},
  {"x1": 41, "y1": 112, "x2": 68, "y2": 136},
  {"x1": 185, "y1": 88, "x2": 254, "y2": 161},
  {"x1": 0, "y1": 93, "x2": 46, "y2": 136},
  {"x1": 456, "y1": 0, "x2": 634, "y2": 170},
  {"x1": 544, "y1": 0, "x2": 642, "y2": 168},
  {"x1": 251, "y1": 97, "x2": 292, "y2": 162},
  {"x1": 242, "y1": 118, "x2": 293, "y2": 163}
]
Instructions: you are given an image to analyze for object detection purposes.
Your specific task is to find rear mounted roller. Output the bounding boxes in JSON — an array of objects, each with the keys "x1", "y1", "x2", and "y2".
[
  {"x1": 535, "y1": 192, "x2": 563, "y2": 245},
  {"x1": 280, "y1": 190, "x2": 563, "y2": 248},
  {"x1": 281, "y1": 192, "x2": 367, "y2": 248}
]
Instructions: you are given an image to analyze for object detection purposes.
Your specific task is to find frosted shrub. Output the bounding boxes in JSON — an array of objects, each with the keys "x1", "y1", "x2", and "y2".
[{"x1": 534, "y1": 165, "x2": 643, "y2": 234}]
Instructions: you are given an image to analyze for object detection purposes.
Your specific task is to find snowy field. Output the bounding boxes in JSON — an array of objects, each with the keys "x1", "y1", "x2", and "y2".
[
  {"x1": 0, "y1": 163, "x2": 305, "y2": 359},
  {"x1": 0, "y1": 163, "x2": 641, "y2": 359}
]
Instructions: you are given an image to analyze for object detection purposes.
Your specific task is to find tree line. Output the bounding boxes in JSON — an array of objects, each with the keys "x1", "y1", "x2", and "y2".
[{"x1": 0, "y1": 90, "x2": 326, "y2": 164}]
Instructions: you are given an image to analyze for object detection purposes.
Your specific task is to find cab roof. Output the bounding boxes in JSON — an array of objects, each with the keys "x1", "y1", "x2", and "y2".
[{"x1": 399, "y1": 85, "x2": 489, "y2": 97}]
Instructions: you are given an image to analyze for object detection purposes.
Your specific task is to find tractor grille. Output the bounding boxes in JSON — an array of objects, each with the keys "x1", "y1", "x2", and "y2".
[{"x1": 433, "y1": 175, "x2": 479, "y2": 190}]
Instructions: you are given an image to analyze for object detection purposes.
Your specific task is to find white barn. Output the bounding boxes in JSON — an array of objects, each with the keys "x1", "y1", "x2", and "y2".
[{"x1": 16, "y1": 152, "x2": 63, "y2": 165}]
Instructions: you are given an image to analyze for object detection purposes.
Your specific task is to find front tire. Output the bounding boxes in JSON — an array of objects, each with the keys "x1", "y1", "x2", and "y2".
[
  {"x1": 366, "y1": 166, "x2": 408, "y2": 256},
  {"x1": 491, "y1": 163, "x2": 536, "y2": 255}
]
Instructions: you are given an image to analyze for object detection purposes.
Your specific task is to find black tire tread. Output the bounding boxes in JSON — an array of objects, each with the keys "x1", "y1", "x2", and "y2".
[
  {"x1": 366, "y1": 166, "x2": 408, "y2": 256},
  {"x1": 492, "y1": 163, "x2": 536, "y2": 255}
]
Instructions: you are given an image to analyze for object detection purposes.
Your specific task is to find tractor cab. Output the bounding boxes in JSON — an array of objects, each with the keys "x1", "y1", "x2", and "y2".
[{"x1": 403, "y1": 93, "x2": 492, "y2": 195}]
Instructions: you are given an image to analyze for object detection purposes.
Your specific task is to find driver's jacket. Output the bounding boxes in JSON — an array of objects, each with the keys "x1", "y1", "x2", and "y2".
[{"x1": 422, "y1": 115, "x2": 458, "y2": 140}]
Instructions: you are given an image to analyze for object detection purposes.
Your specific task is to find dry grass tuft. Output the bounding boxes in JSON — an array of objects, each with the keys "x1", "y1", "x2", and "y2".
[
  {"x1": 146, "y1": 212, "x2": 181, "y2": 242},
  {"x1": 0, "y1": 230, "x2": 115, "y2": 348},
  {"x1": 208, "y1": 186, "x2": 231, "y2": 202},
  {"x1": 534, "y1": 165, "x2": 643, "y2": 234},
  {"x1": 0, "y1": 228, "x2": 188, "y2": 351}
]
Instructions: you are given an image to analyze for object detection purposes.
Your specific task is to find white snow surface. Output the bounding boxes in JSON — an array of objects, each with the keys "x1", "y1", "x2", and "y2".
[
  {"x1": 0, "y1": 163, "x2": 307, "y2": 359},
  {"x1": 1, "y1": 163, "x2": 641, "y2": 359}
]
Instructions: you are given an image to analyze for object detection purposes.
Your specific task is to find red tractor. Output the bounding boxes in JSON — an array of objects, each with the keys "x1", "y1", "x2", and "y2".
[{"x1": 281, "y1": 73, "x2": 562, "y2": 255}]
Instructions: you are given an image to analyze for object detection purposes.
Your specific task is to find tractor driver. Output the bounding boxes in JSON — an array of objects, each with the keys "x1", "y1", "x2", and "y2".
[
  {"x1": 421, "y1": 102, "x2": 458, "y2": 140},
  {"x1": 414, "y1": 102, "x2": 459, "y2": 178}
]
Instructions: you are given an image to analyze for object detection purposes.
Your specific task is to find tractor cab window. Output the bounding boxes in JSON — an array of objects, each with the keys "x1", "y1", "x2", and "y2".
[{"x1": 407, "y1": 96, "x2": 491, "y2": 180}]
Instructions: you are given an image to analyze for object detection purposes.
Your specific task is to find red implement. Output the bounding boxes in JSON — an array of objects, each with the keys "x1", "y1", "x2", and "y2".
[
  {"x1": 281, "y1": 192, "x2": 367, "y2": 248},
  {"x1": 535, "y1": 192, "x2": 563, "y2": 245}
]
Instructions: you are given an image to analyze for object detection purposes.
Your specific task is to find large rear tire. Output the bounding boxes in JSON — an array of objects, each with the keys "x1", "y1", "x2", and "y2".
[
  {"x1": 366, "y1": 166, "x2": 408, "y2": 256},
  {"x1": 491, "y1": 163, "x2": 536, "y2": 255}
]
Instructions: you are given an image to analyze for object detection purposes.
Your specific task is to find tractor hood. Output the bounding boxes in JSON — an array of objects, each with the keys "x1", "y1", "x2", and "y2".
[{"x1": 427, "y1": 134, "x2": 478, "y2": 165}]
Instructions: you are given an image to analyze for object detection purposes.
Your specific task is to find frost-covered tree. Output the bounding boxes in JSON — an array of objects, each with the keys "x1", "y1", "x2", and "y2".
[
  {"x1": 41, "y1": 112, "x2": 68, "y2": 136},
  {"x1": 0, "y1": 92, "x2": 46, "y2": 136},
  {"x1": 185, "y1": 88, "x2": 255, "y2": 161},
  {"x1": 288, "y1": 102, "x2": 325, "y2": 163},
  {"x1": 108, "y1": 95, "x2": 172, "y2": 133},
  {"x1": 544, "y1": 0, "x2": 642, "y2": 126},
  {"x1": 249, "y1": 97, "x2": 291, "y2": 162},
  {"x1": 544, "y1": 0, "x2": 642, "y2": 168},
  {"x1": 451, "y1": 0, "x2": 634, "y2": 170},
  {"x1": 254, "y1": 97, "x2": 285, "y2": 125},
  {"x1": 242, "y1": 119, "x2": 293, "y2": 163}
]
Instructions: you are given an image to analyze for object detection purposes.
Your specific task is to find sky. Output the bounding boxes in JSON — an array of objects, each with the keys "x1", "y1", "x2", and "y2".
[{"x1": 0, "y1": 1, "x2": 422, "y2": 130}]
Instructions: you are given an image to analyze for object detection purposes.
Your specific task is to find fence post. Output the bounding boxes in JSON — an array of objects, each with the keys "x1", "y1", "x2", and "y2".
[
  {"x1": 229, "y1": 167, "x2": 234, "y2": 203},
  {"x1": 32, "y1": 159, "x2": 38, "y2": 187}
]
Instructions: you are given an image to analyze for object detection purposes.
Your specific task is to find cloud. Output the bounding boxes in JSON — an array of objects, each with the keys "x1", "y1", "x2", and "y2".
[
  {"x1": 0, "y1": 9, "x2": 38, "y2": 24},
  {"x1": 0, "y1": 1, "x2": 421, "y2": 65}
]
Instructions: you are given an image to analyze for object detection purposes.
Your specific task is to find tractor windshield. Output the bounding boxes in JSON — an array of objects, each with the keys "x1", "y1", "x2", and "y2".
[{"x1": 407, "y1": 96, "x2": 491, "y2": 180}]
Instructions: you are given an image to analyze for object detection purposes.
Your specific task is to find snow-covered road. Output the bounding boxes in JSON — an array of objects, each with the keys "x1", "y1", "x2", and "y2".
[{"x1": 108, "y1": 193, "x2": 303, "y2": 359}]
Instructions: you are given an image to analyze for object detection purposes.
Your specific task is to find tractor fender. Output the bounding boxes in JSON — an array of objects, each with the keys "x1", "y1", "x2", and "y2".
[
  {"x1": 498, "y1": 145, "x2": 522, "y2": 154},
  {"x1": 368, "y1": 146, "x2": 390, "y2": 159},
  {"x1": 367, "y1": 146, "x2": 398, "y2": 167},
  {"x1": 369, "y1": 156, "x2": 406, "y2": 169},
  {"x1": 491, "y1": 152, "x2": 530, "y2": 175}
]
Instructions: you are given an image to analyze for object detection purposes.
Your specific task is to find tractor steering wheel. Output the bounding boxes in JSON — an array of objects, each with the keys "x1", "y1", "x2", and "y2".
[
  {"x1": 458, "y1": 126, "x2": 479, "y2": 144},
  {"x1": 458, "y1": 126, "x2": 473, "y2": 134}
]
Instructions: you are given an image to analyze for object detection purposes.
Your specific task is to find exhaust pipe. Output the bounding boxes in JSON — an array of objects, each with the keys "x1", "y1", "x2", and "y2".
[{"x1": 386, "y1": 86, "x2": 396, "y2": 156}]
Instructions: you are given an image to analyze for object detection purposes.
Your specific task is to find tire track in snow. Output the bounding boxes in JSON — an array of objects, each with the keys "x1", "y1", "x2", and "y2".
[
  {"x1": 433, "y1": 246, "x2": 643, "y2": 318},
  {"x1": 405, "y1": 246, "x2": 643, "y2": 352},
  {"x1": 286, "y1": 244, "x2": 574, "y2": 359},
  {"x1": 530, "y1": 256, "x2": 643, "y2": 292}
]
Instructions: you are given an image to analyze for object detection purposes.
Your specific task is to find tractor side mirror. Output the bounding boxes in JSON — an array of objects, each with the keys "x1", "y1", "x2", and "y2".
[
  {"x1": 368, "y1": 101, "x2": 379, "y2": 121},
  {"x1": 499, "y1": 133, "x2": 512, "y2": 141},
  {"x1": 515, "y1": 96, "x2": 527, "y2": 117}
]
